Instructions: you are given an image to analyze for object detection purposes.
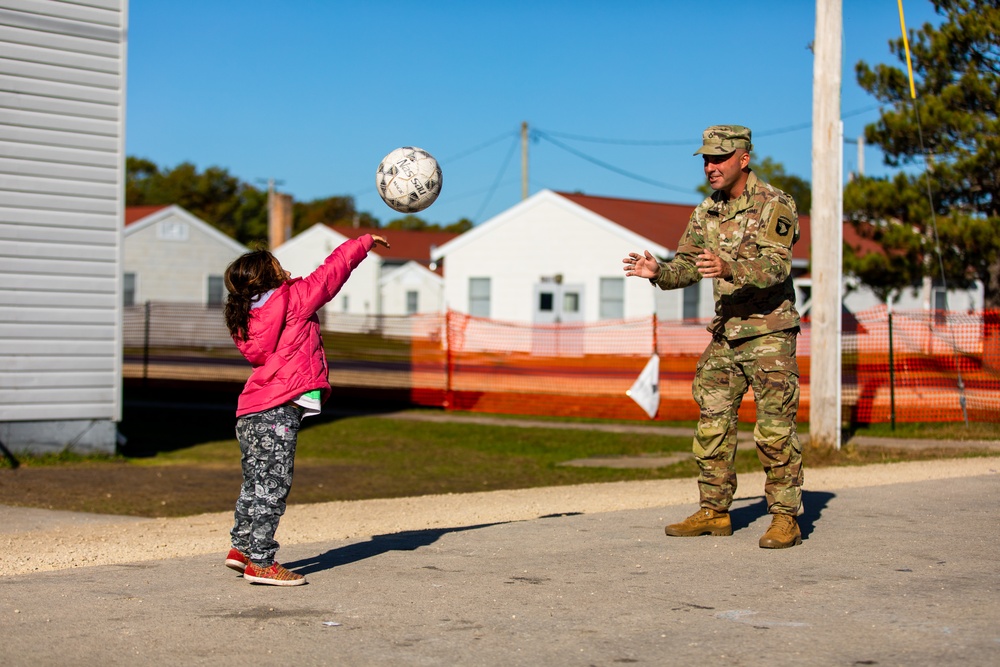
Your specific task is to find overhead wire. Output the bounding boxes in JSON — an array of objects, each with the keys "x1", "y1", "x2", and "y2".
[
  {"x1": 473, "y1": 132, "x2": 520, "y2": 223},
  {"x1": 537, "y1": 105, "x2": 881, "y2": 145},
  {"x1": 443, "y1": 130, "x2": 517, "y2": 163},
  {"x1": 450, "y1": 105, "x2": 884, "y2": 220},
  {"x1": 534, "y1": 130, "x2": 694, "y2": 194}
]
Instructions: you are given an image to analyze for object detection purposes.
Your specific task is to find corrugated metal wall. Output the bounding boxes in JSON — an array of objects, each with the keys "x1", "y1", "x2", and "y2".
[{"x1": 0, "y1": 0, "x2": 126, "y2": 435}]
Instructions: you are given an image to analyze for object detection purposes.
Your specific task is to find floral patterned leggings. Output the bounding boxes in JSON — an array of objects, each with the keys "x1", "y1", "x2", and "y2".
[{"x1": 231, "y1": 404, "x2": 302, "y2": 565}]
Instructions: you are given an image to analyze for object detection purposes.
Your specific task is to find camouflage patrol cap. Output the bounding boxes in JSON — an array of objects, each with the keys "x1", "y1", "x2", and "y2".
[{"x1": 693, "y1": 125, "x2": 753, "y2": 156}]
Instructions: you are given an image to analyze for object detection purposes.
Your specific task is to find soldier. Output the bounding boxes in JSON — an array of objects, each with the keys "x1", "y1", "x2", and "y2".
[{"x1": 622, "y1": 125, "x2": 803, "y2": 549}]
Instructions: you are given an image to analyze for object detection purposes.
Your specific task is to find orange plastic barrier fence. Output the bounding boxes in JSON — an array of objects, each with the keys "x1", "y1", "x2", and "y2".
[
  {"x1": 845, "y1": 307, "x2": 1000, "y2": 424},
  {"x1": 123, "y1": 303, "x2": 1000, "y2": 424},
  {"x1": 441, "y1": 313, "x2": 796, "y2": 422}
]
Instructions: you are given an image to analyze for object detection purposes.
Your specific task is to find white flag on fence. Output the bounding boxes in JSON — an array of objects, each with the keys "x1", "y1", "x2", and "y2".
[{"x1": 626, "y1": 354, "x2": 660, "y2": 419}]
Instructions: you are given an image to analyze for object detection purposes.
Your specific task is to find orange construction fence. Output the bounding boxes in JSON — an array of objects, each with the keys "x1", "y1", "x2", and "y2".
[{"x1": 123, "y1": 303, "x2": 1000, "y2": 424}]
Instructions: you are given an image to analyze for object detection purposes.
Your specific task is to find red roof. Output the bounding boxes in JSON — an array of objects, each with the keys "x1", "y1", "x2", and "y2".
[
  {"x1": 842, "y1": 221, "x2": 887, "y2": 257},
  {"x1": 557, "y1": 191, "x2": 693, "y2": 253},
  {"x1": 557, "y1": 191, "x2": 882, "y2": 263},
  {"x1": 124, "y1": 205, "x2": 170, "y2": 226},
  {"x1": 327, "y1": 225, "x2": 460, "y2": 268}
]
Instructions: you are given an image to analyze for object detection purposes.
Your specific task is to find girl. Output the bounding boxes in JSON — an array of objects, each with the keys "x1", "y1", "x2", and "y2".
[{"x1": 221, "y1": 233, "x2": 389, "y2": 585}]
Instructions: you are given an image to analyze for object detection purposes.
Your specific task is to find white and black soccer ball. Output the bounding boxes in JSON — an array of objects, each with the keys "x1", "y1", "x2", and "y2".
[{"x1": 375, "y1": 146, "x2": 442, "y2": 213}]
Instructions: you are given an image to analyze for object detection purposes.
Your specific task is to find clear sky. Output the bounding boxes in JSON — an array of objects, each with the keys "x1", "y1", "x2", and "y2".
[{"x1": 125, "y1": 0, "x2": 942, "y2": 227}]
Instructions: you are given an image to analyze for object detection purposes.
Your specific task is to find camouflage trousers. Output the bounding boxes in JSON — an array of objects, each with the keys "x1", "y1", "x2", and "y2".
[
  {"x1": 231, "y1": 404, "x2": 302, "y2": 565},
  {"x1": 692, "y1": 328, "x2": 803, "y2": 516}
]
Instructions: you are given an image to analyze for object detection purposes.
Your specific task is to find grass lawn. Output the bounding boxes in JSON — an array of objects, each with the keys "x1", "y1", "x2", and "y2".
[{"x1": 1, "y1": 401, "x2": 997, "y2": 518}]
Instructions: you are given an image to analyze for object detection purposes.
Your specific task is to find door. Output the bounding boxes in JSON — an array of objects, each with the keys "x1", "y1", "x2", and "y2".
[{"x1": 532, "y1": 281, "x2": 584, "y2": 356}]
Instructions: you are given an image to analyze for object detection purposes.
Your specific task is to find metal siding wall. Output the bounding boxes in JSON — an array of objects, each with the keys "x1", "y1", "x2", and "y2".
[{"x1": 0, "y1": 0, "x2": 125, "y2": 422}]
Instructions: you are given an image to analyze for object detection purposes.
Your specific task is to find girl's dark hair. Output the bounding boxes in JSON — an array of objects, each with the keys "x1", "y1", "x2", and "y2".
[{"x1": 223, "y1": 249, "x2": 286, "y2": 341}]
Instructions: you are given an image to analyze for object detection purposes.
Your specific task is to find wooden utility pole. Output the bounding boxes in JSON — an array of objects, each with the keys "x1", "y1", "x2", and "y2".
[
  {"x1": 810, "y1": 0, "x2": 843, "y2": 448},
  {"x1": 521, "y1": 121, "x2": 529, "y2": 200}
]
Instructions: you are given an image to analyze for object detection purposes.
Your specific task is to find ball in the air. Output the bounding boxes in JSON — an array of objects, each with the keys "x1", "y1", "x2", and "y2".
[{"x1": 375, "y1": 146, "x2": 442, "y2": 213}]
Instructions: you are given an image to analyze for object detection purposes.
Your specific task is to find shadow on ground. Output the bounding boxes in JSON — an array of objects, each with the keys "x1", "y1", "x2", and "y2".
[
  {"x1": 283, "y1": 522, "x2": 512, "y2": 575},
  {"x1": 728, "y1": 489, "x2": 834, "y2": 540},
  {"x1": 120, "y1": 383, "x2": 417, "y2": 458}
]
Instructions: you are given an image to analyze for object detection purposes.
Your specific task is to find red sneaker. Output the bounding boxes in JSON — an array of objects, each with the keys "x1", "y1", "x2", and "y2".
[
  {"x1": 243, "y1": 562, "x2": 307, "y2": 586},
  {"x1": 225, "y1": 548, "x2": 249, "y2": 573}
]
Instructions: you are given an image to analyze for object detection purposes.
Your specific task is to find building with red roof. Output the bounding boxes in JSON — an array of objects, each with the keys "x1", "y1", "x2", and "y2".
[{"x1": 273, "y1": 223, "x2": 460, "y2": 322}]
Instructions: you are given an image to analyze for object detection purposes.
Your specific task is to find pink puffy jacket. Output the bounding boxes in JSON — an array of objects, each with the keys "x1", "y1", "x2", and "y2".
[{"x1": 234, "y1": 235, "x2": 375, "y2": 417}]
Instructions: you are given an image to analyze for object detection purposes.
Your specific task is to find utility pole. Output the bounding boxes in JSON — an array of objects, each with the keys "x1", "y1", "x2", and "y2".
[
  {"x1": 810, "y1": 0, "x2": 843, "y2": 449},
  {"x1": 521, "y1": 121, "x2": 529, "y2": 200},
  {"x1": 844, "y1": 135, "x2": 865, "y2": 179}
]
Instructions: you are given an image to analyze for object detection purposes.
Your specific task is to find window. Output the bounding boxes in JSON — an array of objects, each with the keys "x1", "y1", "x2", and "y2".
[
  {"x1": 406, "y1": 290, "x2": 419, "y2": 315},
  {"x1": 469, "y1": 277, "x2": 491, "y2": 317},
  {"x1": 123, "y1": 273, "x2": 136, "y2": 307},
  {"x1": 157, "y1": 219, "x2": 189, "y2": 241},
  {"x1": 599, "y1": 278, "x2": 624, "y2": 320},
  {"x1": 539, "y1": 292, "x2": 554, "y2": 312},
  {"x1": 563, "y1": 291, "x2": 580, "y2": 313},
  {"x1": 682, "y1": 284, "x2": 700, "y2": 320},
  {"x1": 207, "y1": 275, "x2": 224, "y2": 307}
]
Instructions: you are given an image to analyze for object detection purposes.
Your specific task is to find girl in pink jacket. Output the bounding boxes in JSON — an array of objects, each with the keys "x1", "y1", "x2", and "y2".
[{"x1": 221, "y1": 233, "x2": 389, "y2": 586}]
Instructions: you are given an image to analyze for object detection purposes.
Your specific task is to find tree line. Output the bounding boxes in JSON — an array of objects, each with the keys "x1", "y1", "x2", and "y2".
[
  {"x1": 127, "y1": 0, "x2": 1000, "y2": 308},
  {"x1": 126, "y1": 157, "x2": 471, "y2": 246}
]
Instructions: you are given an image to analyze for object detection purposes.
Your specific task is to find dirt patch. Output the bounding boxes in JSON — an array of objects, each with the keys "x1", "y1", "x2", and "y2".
[{"x1": 0, "y1": 462, "x2": 387, "y2": 518}]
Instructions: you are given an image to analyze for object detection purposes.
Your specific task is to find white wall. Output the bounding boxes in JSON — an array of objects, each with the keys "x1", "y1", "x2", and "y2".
[
  {"x1": 273, "y1": 225, "x2": 382, "y2": 326},
  {"x1": 124, "y1": 208, "x2": 246, "y2": 304},
  {"x1": 438, "y1": 192, "x2": 666, "y2": 323},
  {"x1": 843, "y1": 279, "x2": 984, "y2": 314},
  {"x1": 380, "y1": 262, "x2": 444, "y2": 315},
  {"x1": 0, "y1": 0, "x2": 128, "y2": 453}
]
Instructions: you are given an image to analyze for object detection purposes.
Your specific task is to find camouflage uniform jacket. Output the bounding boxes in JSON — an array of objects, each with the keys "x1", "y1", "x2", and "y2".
[{"x1": 651, "y1": 171, "x2": 800, "y2": 340}]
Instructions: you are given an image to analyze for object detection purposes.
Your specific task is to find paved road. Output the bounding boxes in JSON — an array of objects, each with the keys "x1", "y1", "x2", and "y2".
[{"x1": 2, "y1": 464, "x2": 999, "y2": 666}]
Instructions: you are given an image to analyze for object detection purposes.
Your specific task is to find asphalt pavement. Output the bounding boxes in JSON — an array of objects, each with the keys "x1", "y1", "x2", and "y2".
[{"x1": 2, "y1": 466, "x2": 999, "y2": 666}]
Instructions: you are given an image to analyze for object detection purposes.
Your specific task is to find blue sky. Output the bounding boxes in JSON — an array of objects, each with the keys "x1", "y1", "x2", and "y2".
[{"x1": 125, "y1": 1, "x2": 941, "y2": 227}]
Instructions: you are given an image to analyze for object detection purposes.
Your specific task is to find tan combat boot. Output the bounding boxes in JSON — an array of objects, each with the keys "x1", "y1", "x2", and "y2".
[
  {"x1": 758, "y1": 514, "x2": 802, "y2": 549},
  {"x1": 664, "y1": 508, "x2": 732, "y2": 537}
]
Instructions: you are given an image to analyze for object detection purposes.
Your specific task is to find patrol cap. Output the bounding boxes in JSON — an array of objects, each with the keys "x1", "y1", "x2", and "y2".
[{"x1": 693, "y1": 125, "x2": 753, "y2": 156}]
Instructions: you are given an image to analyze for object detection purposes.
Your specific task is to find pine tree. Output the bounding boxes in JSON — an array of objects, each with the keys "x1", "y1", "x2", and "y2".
[{"x1": 844, "y1": 0, "x2": 1000, "y2": 308}]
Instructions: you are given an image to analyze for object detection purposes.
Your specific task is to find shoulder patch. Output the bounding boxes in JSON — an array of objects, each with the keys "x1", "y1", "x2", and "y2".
[{"x1": 760, "y1": 202, "x2": 796, "y2": 247}]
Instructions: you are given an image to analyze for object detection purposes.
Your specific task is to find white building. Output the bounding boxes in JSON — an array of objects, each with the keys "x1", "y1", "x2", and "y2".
[
  {"x1": 274, "y1": 224, "x2": 456, "y2": 325},
  {"x1": 0, "y1": 0, "x2": 128, "y2": 454},
  {"x1": 123, "y1": 205, "x2": 248, "y2": 306},
  {"x1": 380, "y1": 261, "x2": 444, "y2": 316},
  {"x1": 430, "y1": 189, "x2": 811, "y2": 325}
]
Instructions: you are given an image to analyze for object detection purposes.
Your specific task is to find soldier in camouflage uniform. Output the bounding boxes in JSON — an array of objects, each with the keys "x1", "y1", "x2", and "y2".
[{"x1": 622, "y1": 125, "x2": 803, "y2": 549}]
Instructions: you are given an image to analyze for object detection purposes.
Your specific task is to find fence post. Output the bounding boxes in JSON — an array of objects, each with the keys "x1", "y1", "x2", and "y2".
[
  {"x1": 652, "y1": 313, "x2": 658, "y2": 356},
  {"x1": 444, "y1": 310, "x2": 454, "y2": 411},
  {"x1": 888, "y1": 306, "x2": 895, "y2": 431},
  {"x1": 143, "y1": 300, "x2": 151, "y2": 386}
]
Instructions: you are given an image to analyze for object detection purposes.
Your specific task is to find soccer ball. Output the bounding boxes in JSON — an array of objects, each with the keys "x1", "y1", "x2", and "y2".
[{"x1": 375, "y1": 146, "x2": 442, "y2": 213}]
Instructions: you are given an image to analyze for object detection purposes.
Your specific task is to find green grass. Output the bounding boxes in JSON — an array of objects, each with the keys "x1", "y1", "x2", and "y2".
[
  {"x1": 127, "y1": 410, "x2": 706, "y2": 483},
  {"x1": 2, "y1": 404, "x2": 997, "y2": 517},
  {"x1": 847, "y1": 421, "x2": 1000, "y2": 441}
]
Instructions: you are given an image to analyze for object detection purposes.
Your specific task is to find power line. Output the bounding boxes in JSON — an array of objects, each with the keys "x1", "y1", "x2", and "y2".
[
  {"x1": 538, "y1": 105, "x2": 882, "y2": 145},
  {"x1": 474, "y1": 133, "x2": 520, "y2": 222},
  {"x1": 444, "y1": 130, "x2": 518, "y2": 163},
  {"x1": 534, "y1": 130, "x2": 694, "y2": 194}
]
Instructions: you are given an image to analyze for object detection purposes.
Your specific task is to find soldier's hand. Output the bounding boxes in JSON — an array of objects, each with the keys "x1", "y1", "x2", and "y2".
[
  {"x1": 696, "y1": 250, "x2": 732, "y2": 279},
  {"x1": 623, "y1": 250, "x2": 660, "y2": 279}
]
